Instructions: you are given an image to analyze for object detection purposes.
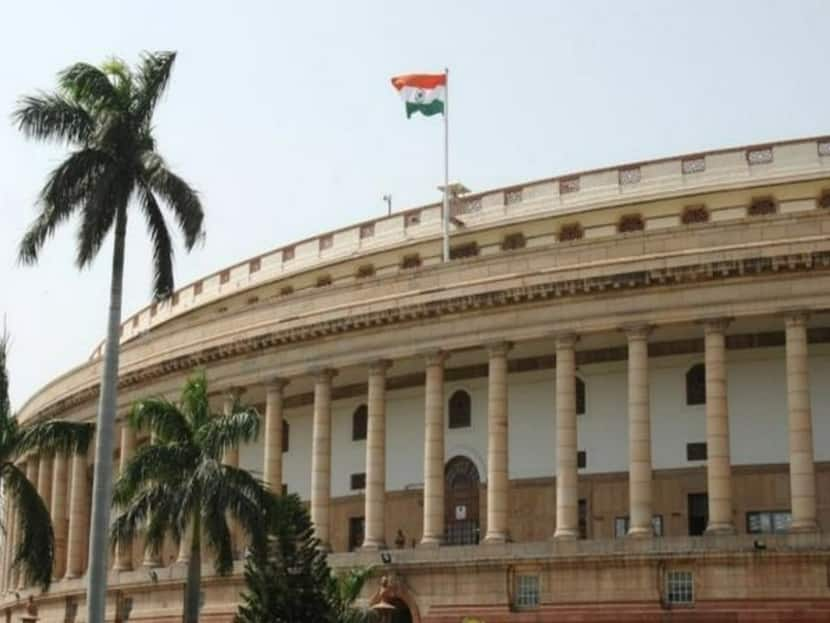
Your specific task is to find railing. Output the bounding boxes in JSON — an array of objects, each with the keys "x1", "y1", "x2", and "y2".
[{"x1": 445, "y1": 520, "x2": 480, "y2": 546}]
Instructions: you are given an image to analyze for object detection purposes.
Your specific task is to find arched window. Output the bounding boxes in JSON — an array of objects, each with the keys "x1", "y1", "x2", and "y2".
[
  {"x1": 686, "y1": 364, "x2": 706, "y2": 405},
  {"x1": 352, "y1": 404, "x2": 368, "y2": 441},
  {"x1": 576, "y1": 377, "x2": 586, "y2": 415},
  {"x1": 448, "y1": 390, "x2": 471, "y2": 429}
]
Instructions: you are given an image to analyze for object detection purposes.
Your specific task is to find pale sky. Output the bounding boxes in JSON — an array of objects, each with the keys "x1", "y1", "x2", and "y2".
[{"x1": 1, "y1": 0, "x2": 827, "y2": 409}]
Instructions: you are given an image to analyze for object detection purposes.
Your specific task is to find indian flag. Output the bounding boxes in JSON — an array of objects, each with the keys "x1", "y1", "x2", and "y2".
[{"x1": 390, "y1": 73, "x2": 446, "y2": 118}]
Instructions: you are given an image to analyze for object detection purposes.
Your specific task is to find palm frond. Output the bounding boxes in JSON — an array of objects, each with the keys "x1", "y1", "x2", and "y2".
[
  {"x1": 0, "y1": 331, "x2": 10, "y2": 424},
  {"x1": 201, "y1": 462, "x2": 269, "y2": 542},
  {"x1": 75, "y1": 174, "x2": 126, "y2": 269},
  {"x1": 129, "y1": 397, "x2": 191, "y2": 443},
  {"x1": 202, "y1": 500, "x2": 234, "y2": 575},
  {"x1": 138, "y1": 184, "x2": 175, "y2": 301},
  {"x1": 132, "y1": 51, "x2": 177, "y2": 126},
  {"x1": 141, "y1": 155, "x2": 203, "y2": 250},
  {"x1": 179, "y1": 372, "x2": 209, "y2": 430},
  {"x1": 58, "y1": 62, "x2": 118, "y2": 111},
  {"x1": 12, "y1": 94, "x2": 93, "y2": 145},
  {"x1": 16, "y1": 420, "x2": 94, "y2": 457},
  {"x1": 113, "y1": 443, "x2": 197, "y2": 506},
  {"x1": 197, "y1": 409, "x2": 260, "y2": 460},
  {"x1": 1, "y1": 462, "x2": 54, "y2": 589}
]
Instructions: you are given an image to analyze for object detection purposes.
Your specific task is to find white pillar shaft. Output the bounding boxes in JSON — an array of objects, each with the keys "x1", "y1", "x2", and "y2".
[
  {"x1": 363, "y1": 361, "x2": 390, "y2": 549},
  {"x1": 51, "y1": 452, "x2": 70, "y2": 579},
  {"x1": 554, "y1": 335, "x2": 579, "y2": 540},
  {"x1": 37, "y1": 454, "x2": 53, "y2": 517},
  {"x1": 626, "y1": 327, "x2": 652, "y2": 537},
  {"x1": 311, "y1": 370, "x2": 335, "y2": 548},
  {"x1": 421, "y1": 352, "x2": 447, "y2": 547},
  {"x1": 114, "y1": 424, "x2": 136, "y2": 571},
  {"x1": 704, "y1": 319, "x2": 735, "y2": 534},
  {"x1": 65, "y1": 452, "x2": 89, "y2": 579},
  {"x1": 785, "y1": 314, "x2": 818, "y2": 532},
  {"x1": 222, "y1": 394, "x2": 242, "y2": 559},
  {"x1": 263, "y1": 380, "x2": 288, "y2": 493},
  {"x1": 484, "y1": 342, "x2": 511, "y2": 544}
]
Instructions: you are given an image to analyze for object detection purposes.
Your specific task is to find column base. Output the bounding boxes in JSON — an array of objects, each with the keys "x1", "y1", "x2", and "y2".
[
  {"x1": 626, "y1": 526, "x2": 652, "y2": 539},
  {"x1": 552, "y1": 529, "x2": 579, "y2": 541},
  {"x1": 113, "y1": 563, "x2": 134, "y2": 572},
  {"x1": 482, "y1": 533, "x2": 508, "y2": 545},
  {"x1": 788, "y1": 520, "x2": 819, "y2": 533},
  {"x1": 142, "y1": 559, "x2": 162, "y2": 568},
  {"x1": 418, "y1": 536, "x2": 442, "y2": 549},
  {"x1": 704, "y1": 522, "x2": 736, "y2": 536},
  {"x1": 360, "y1": 540, "x2": 387, "y2": 551}
]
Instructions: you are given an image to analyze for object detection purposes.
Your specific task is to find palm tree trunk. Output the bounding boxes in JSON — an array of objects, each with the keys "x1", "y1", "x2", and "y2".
[
  {"x1": 183, "y1": 509, "x2": 202, "y2": 623},
  {"x1": 86, "y1": 206, "x2": 127, "y2": 623}
]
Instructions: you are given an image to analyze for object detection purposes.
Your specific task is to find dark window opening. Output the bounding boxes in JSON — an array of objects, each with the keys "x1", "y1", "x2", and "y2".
[
  {"x1": 401, "y1": 254, "x2": 421, "y2": 270},
  {"x1": 282, "y1": 420, "x2": 290, "y2": 453},
  {"x1": 577, "y1": 450, "x2": 587, "y2": 469},
  {"x1": 558, "y1": 222, "x2": 583, "y2": 242},
  {"x1": 686, "y1": 363, "x2": 706, "y2": 405},
  {"x1": 348, "y1": 516, "x2": 365, "y2": 551},
  {"x1": 746, "y1": 510, "x2": 791, "y2": 534},
  {"x1": 352, "y1": 405, "x2": 368, "y2": 441},
  {"x1": 686, "y1": 442, "x2": 707, "y2": 461},
  {"x1": 576, "y1": 377, "x2": 586, "y2": 415},
  {"x1": 356, "y1": 264, "x2": 375, "y2": 279},
  {"x1": 448, "y1": 390, "x2": 472, "y2": 429},
  {"x1": 450, "y1": 242, "x2": 479, "y2": 260},
  {"x1": 578, "y1": 498, "x2": 588, "y2": 539},
  {"x1": 350, "y1": 472, "x2": 366, "y2": 491},
  {"x1": 688, "y1": 493, "x2": 708, "y2": 536},
  {"x1": 618, "y1": 213, "x2": 645, "y2": 233},
  {"x1": 682, "y1": 205, "x2": 710, "y2": 224},
  {"x1": 748, "y1": 198, "x2": 776, "y2": 216},
  {"x1": 501, "y1": 232, "x2": 526, "y2": 251}
]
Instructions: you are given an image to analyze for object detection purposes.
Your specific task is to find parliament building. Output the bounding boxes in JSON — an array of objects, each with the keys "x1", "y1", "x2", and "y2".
[{"x1": 3, "y1": 136, "x2": 830, "y2": 622}]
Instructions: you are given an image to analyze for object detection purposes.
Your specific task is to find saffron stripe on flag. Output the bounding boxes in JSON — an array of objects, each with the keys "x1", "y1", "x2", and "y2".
[{"x1": 391, "y1": 73, "x2": 446, "y2": 91}]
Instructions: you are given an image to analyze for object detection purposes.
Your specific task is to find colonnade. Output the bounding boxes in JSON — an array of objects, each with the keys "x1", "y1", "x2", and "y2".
[{"x1": 1, "y1": 313, "x2": 821, "y2": 591}]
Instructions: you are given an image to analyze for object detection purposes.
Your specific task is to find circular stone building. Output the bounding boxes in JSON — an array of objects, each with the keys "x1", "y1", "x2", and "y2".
[{"x1": 3, "y1": 136, "x2": 830, "y2": 622}]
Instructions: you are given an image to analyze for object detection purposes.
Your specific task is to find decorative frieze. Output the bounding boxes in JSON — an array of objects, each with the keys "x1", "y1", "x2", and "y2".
[
  {"x1": 818, "y1": 141, "x2": 830, "y2": 157},
  {"x1": 747, "y1": 147, "x2": 773, "y2": 165},
  {"x1": 505, "y1": 189, "x2": 523, "y2": 205},
  {"x1": 619, "y1": 167, "x2": 641, "y2": 185},
  {"x1": 559, "y1": 177, "x2": 580, "y2": 194},
  {"x1": 682, "y1": 157, "x2": 705, "y2": 174}
]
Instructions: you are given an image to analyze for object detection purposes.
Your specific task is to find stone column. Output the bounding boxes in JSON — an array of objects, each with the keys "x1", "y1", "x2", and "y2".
[
  {"x1": 785, "y1": 313, "x2": 818, "y2": 532},
  {"x1": 114, "y1": 422, "x2": 136, "y2": 571},
  {"x1": 704, "y1": 319, "x2": 735, "y2": 534},
  {"x1": 626, "y1": 325, "x2": 653, "y2": 537},
  {"x1": 483, "y1": 342, "x2": 512, "y2": 544},
  {"x1": 37, "y1": 453, "x2": 53, "y2": 516},
  {"x1": 51, "y1": 452, "x2": 70, "y2": 578},
  {"x1": 64, "y1": 451, "x2": 89, "y2": 579},
  {"x1": 142, "y1": 430, "x2": 163, "y2": 567},
  {"x1": 310, "y1": 369, "x2": 336, "y2": 548},
  {"x1": 19, "y1": 458, "x2": 39, "y2": 587},
  {"x1": 554, "y1": 333, "x2": 579, "y2": 540},
  {"x1": 363, "y1": 360, "x2": 391, "y2": 550},
  {"x1": 1, "y1": 498, "x2": 11, "y2": 592},
  {"x1": 222, "y1": 392, "x2": 242, "y2": 559},
  {"x1": 5, "y1": 499, "x2": 16, "y2": 592},
  {"x1": 263, "y1": 379, "x2": 289, "y2": 493},
  {"x1": 421, "y1": 351, "x2": 448, "y2": 547}
]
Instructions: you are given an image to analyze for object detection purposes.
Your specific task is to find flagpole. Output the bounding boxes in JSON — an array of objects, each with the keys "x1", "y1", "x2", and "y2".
[{"x1": 442, "y1": 67, "x2": 450, "y2": 262}]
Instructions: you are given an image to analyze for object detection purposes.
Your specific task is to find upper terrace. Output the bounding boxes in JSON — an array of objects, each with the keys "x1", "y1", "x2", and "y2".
[{"x1": 93, "y1": 136, "x2": 830, "y2": 359}]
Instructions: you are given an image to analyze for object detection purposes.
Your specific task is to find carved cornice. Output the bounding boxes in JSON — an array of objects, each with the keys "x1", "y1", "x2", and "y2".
[{"x1": 26, "y1": 248, "x2": 830, "y2": 422}]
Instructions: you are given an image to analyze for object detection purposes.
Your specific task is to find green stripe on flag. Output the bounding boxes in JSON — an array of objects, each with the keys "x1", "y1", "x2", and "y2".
[{"x1": 406, "y1": 100, "x2": 444, "y2": 118}]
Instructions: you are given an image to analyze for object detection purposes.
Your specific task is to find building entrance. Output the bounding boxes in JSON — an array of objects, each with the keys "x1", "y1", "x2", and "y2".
[
  {"x1": 444, "y1": 456, "x2": 480, "y2": 545},
  {"x1": 688, "y1": 493, "x2": 709, "y2": 536}
]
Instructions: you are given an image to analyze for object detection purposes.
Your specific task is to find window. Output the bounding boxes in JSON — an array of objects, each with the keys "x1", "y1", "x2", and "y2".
[
  {"x1": 665, "y1": 570, "x2": 694, "y2": 605},
  {"x1": 319, "y1": 234, "x2": 333, "y2": 251},
  {"x1": 348, "y1": 516, "x2": 365, "y2": 551},
  {"x1": 316, "y1": 274, "x2": 332, "y2": 287},
  {"x1": 514, "y1": 574, "x2": 540, "y2": 609},
  {"x1": 682, "y1": 205, "x2": 709, "y2": 224},
  {"x1": 449, "y1": 242, "x2": 479, "y2": 260},
  {"x1": 65, "y1": 598, "x2": 79, "y2": 623},
  {"x1": 820, "y1": 191, "x2": 830, "y2": 210},
  {"x1": 220, "y1": 269, "x2": 230, "y2": 284},
  {"x1": 747, "y1": 510, "x2": 791, "y2": 534},
  {"x1": 249, "y1": 257, "x2": 261, "y2": 273},
  {"x1": 559, "y1": 177, "x2": 580, "y2": 194},
  {"x1": 405, "y1": 211, "x2": 421, "y2": 227},
  {"x1": 685, "y1": 363, "x2": 706, "y2": 405},
  {"x1": 614, "y1": 515, "x2": 664, "y2": 538},
  {"x1": 618, "y1": 213, "x2": 644, "y2": 233},
  {"x1": 748, "y1": 197, "x2": 776, "y2": 216},
  {"x1": 350, "y1": 472, "x2": 366, "y2": 491},
  {"x1": 448, "y1": 390, "x2": 471, "y2": 429},
  {"x1": 401, "y1": 254, "x2": 421, "y2": 270},
  {"x1": 577, "y1": 450, "x2": 587, "y2": 469},
  {"x1": 501, "y1": 232, "x2": 526, "y2": 251},
  {"x1": 360, "y1": 223, "x2": 375, "y2": 239},
  {"x1": 686, "y1": 442, "x2": 707, "y2": 461},
  {"x1": 558, "y1": 222, "x2": 583, "y2": 242},
  {"x1": 578, "y1": 498, "x2": 588, "y2": 539},
  {"x1": 576, "y1": 377, "x2": 586, "y2": 415},
  {"x1": 280, "y1": 285, "x2": 294, "y2": 296},
  {"x1": 282, "y1": 246, "x2": 295, "y2": 261},
  {"x1": 282, "y1": 420, "x2": 289, "y2": 452},
  {"x1": 352, "y1": 405, "x2": 368, "y2": 441},
  {"x1": 356, "y1": 264, "x2": 375, "y2": 279},
  {"x1": 193, "y1": 280, "x2": 203, "y2": 296}
]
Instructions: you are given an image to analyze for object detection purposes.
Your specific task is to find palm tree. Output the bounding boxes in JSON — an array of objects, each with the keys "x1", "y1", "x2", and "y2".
[
  {"x1": 111, "y1": 373, "x2": 268, "y2": 623},
  {"x1": 0, "y1": 331, "x2": 93, "y2": 590},
  {"x1": 14, "y1": 51, "x2": 204, "y2": 622}
]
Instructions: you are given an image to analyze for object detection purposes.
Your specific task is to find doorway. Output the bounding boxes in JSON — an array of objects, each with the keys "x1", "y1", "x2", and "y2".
[
  {"x1": 444, "y1": 456, "x2": 480, "y2": 545},
  {"x1": 389, "y1": 598, "x2": 413, "y2": 623},
  {"x1": 687, "y1": 493, "x2": 709, "y2": 536}
]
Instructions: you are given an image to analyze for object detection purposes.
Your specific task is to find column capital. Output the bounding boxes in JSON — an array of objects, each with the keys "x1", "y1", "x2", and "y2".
[
  {"x1": 486, "y1": 341, "x2": 513, "y2": 357},
  {"x1": 309, "y1": 366, "x2": 338, "y2": 382},
  {"x1": 222, "y1": 386, "x2": 246, "y2": 401},
  {"x1": 554, "y1": 332, "x2": 579, "y2": 350},
  {"x1": 783, "y1": 310, "x2": 811, "y2": 328},
  {"x1": 622, "y1": 323, "x2": 652, "y2": 341},
  {"x1": 700, "y1": 317, "x2": 732, "y2": 334},
  {"x1": 264, "y1": 377, "x2": 290, "y2": 392},
  {"x1": 368, "y1": 359, "x2": 392, "y2": 374},
  {"x1": 422, "y1": 349, "x2": 449, "y2": 367}
]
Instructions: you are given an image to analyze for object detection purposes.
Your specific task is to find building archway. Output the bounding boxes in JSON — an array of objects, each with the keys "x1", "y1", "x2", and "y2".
[
  {"x1": 444, "y1": 455, "x2": 481, "y2": 545},
  {"x1": 390, "y1": 598, "x2": 413, "y2": 623}
]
